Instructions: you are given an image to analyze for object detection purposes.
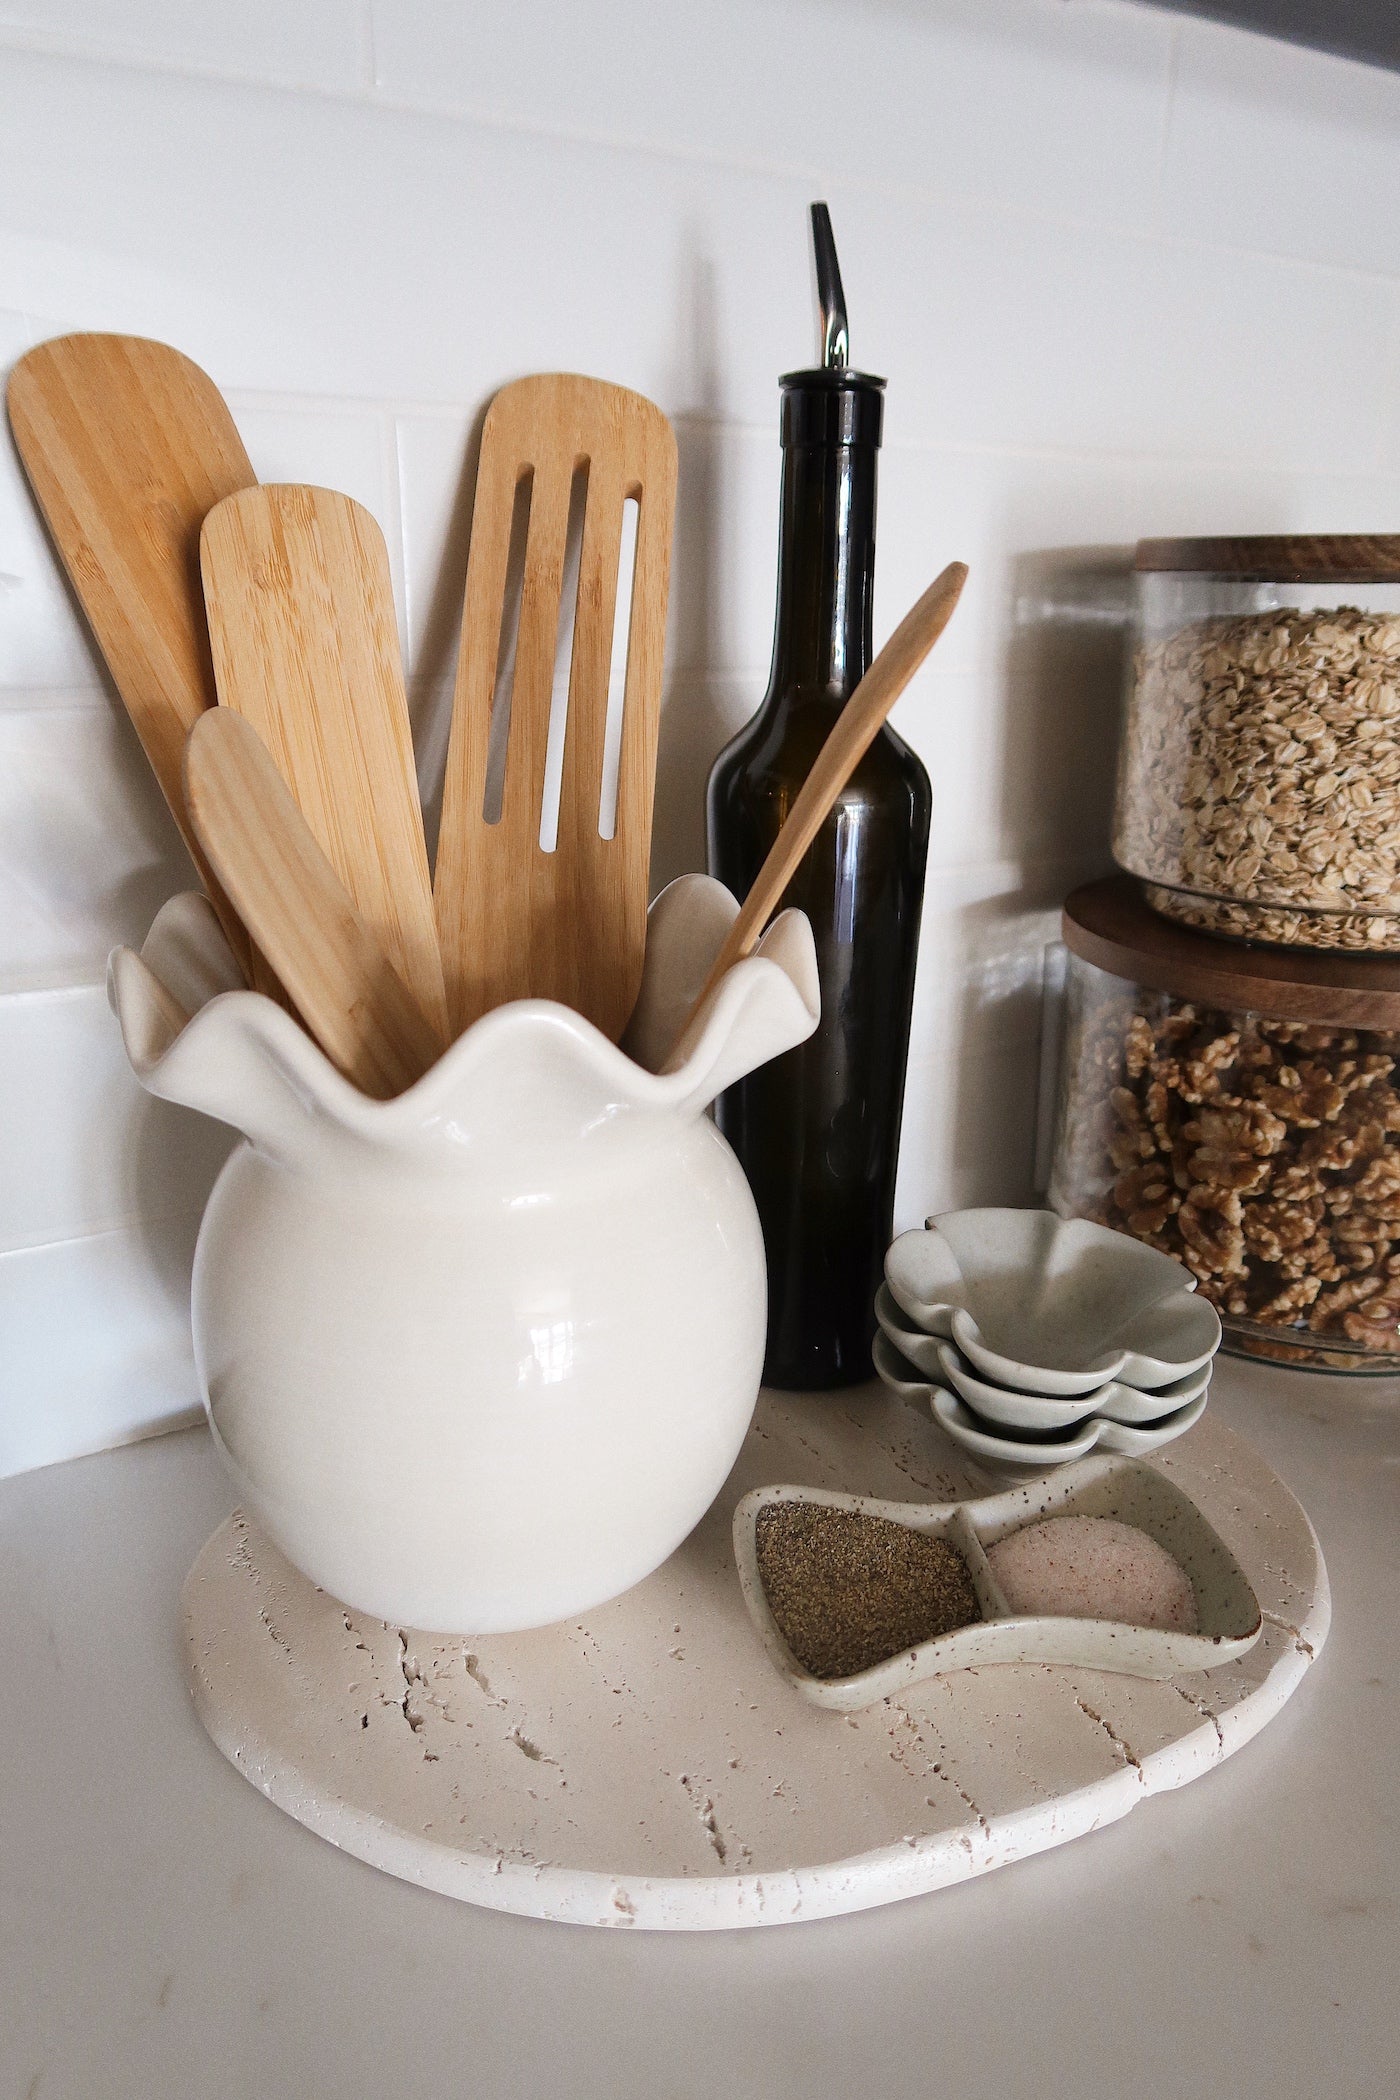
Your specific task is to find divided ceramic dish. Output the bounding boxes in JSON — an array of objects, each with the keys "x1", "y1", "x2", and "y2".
[
  {"x1": 872, "y1": 1333, "x2": 1209, "y2": 1468},
  {"x1": 733, "y1": 1455, "x2": 1263, "y2": 1712},
  {"x1": 885, "y1": 1209, "x2": 1222, "y2": 1395}
]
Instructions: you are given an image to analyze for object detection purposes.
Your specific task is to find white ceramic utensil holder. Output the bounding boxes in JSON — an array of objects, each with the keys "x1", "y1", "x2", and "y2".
[{"x1": 109, "y1": 873, "x2": 818, "y2": 1635}]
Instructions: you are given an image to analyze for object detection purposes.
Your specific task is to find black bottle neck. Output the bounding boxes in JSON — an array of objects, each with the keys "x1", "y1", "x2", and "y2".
[{"x1": 767, "y1": 369, "x2": 884, "y2": 710}]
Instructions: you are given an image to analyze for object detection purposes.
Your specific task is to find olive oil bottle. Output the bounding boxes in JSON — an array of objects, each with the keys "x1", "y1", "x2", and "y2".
[{"x1": 707, "y1": 206, "x2": 931, "y2": 1389}]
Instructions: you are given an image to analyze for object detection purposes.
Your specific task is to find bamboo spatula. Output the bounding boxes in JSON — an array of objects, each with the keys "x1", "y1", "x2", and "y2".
[
  {"x1": 433, "y1": 373, "x2": 678, "y2": 1042},
  {"x1": 184, "y1": 710, "x2": 441, "y2": 1098},
  {"x1": 6, "y1": 332, "x2": 260, "y2": 981},
  {"x1": 666, "y1": 560, "x2": 969, "y2": 1068},
  {"x1": 200, "y1": 485, "x2": 449, "y2": 1047}
]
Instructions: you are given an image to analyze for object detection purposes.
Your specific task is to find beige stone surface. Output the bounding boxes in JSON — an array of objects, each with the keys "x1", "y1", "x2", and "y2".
[{"x1": 183, "y1": 1392, "x2": 1327, "y2": 1930}]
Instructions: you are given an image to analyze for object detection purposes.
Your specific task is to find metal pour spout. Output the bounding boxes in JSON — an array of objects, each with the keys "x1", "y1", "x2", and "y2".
[{"x1": 810, "y1": 202, "x2": 849, "y2": 371}]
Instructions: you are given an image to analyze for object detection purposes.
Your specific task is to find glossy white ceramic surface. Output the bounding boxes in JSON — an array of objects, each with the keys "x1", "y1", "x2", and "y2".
[
  {"x1": 109, "y1": 873, "x2": 818, "y2": 1632},
  {"x1": 733, "y1": 1452, "x2": 1264, "y2": 1711},
  {"x1": 885, "y1": 1209, "x2": 1222, "y2": 1394}
]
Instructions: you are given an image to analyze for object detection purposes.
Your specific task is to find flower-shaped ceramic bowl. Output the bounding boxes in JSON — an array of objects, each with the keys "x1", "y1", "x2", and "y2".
[
  {"x1": 884, "y1": 1209, "x2": 1221, "y2": 1396},
  {"x1": 874, "y1": 1286, "x2": 1211, "y2": 1430},
  {"x1": 733, "y1": 1456, "x2": 1262, "y2": 1711},
  {"x1": 928, "y1": 1382, "x2": 1209, "y2": 1468},
  {"x1": 872, "y1": 1333, "x2": 1209, "y2": 1472}
]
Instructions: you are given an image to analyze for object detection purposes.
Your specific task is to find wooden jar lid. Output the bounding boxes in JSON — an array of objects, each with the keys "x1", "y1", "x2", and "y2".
[
  {"x1": 1135, "y1": 533, "x2": 1400, "y2": 585},
  {"x1": 1062, "y1": 877, "x2": 1400, "y2": 1031}
]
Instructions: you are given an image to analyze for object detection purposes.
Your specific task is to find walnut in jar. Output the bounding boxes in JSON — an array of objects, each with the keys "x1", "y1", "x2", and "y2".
[{"x1": 1051, "y1": 893, "x2": 1400, "y2": 1370}]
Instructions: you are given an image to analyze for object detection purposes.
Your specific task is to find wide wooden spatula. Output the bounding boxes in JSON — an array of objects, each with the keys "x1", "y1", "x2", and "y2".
[
  {"x1": 434, "y1": 373, "x2": 678, "y2": 1042},
  {"x1": 200, "y1": 485, "x2": 449, "y2": 1046},
  {"x1": 184, "y1": 710, "x2": 441, "y2": 1099},
  {"x1": 6, "y1": 332, "x2": 259, "y2": 980}
]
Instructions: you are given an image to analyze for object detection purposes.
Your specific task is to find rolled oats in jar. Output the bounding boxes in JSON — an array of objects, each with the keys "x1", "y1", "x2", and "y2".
[
  {"x1": 1113, "y1": 535, "x2": 1400, "y2": 952},
  {"x1": 1049, "y1": 878, "x2": 1400, "y2": 1372}
]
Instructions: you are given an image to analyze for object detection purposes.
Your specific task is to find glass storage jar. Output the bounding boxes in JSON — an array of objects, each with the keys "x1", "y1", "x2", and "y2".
[
  {"x1": 1048, "y1": 876, "x2": 1400, "y2": 1373},
  {"x1": 1113, "y1": 534, "x2": 1400, "y2": 952}
]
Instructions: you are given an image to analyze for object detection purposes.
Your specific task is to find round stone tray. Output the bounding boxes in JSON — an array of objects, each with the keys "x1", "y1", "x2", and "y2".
[{"x1": 183, "y1": 1389, "x2": 1328, "y2": 1931}]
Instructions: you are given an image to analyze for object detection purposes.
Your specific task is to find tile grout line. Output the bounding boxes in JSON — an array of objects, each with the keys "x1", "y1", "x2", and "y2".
[
  {"x1": 0, "y1": 23, "x2": 372, "y2": 103},
  {"x1": 1153, "y1": 17, "x2": 1183, "y2": 220},
  {"x1": 0, "y1": 1200, "x2": 210, "y2": 1266},
  {"x1": 358, "y1": 0, "x2": 377, "y2": 95},
  {"x1": 0, "y1": 24, "x2": 825, "y2": 189},
  {"x1": 219, "y1": 388, "x2": 1400, "y2": 483},
  {"x1": 376, "y1": 405, "x2": 410, "y2": 649},
  {"x1": 0, "y1": 845, "x2": 1096, "y2": 1011},
  {"x1": 0, "y1": 27, "x2": 1397, "y2": 293}
]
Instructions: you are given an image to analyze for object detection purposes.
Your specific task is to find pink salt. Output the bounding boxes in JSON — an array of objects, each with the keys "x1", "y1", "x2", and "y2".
[{"x1": 986, "y1": 1515, "x2": 1198, "y2": 1634}]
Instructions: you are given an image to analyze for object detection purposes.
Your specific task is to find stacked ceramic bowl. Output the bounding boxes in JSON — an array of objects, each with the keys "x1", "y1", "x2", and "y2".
[{"x1": 874, "y1": 1209, "x2": 1222, "y2": 1475}]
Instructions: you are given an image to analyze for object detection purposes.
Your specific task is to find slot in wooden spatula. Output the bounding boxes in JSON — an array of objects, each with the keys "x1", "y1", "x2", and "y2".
[
  {"x1": 200, "y1": 485, "x2": 449, "y2": 1047},
  {"x1": 6, "y1": 332, "x2": 261, "y2": 981},
  {"x1": 434, "y1": 373, "x2": 678, "y2": 1042},
  {"x1": 184, "y1": 710, "x2": 441, "y2": 1098}
]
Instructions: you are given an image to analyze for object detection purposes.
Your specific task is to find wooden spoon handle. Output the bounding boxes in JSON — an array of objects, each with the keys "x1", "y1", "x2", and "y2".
[
  {"x1": 183, "y1": 709, "x2": 443, "y2": 1100},
  {"x1": 671, "y1": 560, "x2": 968, "y2": 1059}
]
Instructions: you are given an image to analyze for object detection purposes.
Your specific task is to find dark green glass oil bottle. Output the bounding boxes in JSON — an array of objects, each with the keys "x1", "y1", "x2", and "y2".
[{"x1": 706, "y1": 209, "x2": 932, "y2": 1390}]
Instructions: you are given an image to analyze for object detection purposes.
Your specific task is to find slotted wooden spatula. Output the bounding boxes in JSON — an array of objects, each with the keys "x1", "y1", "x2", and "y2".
[
  {"x1": 184, "y1": 710, "x2": 441, "y2": 1099},
  {"x1": 6, "y1": 332, "x2": 260, "y2": 981},
  {"x1": 434, "y1": 373, "x2": 678, "y2": 1041},
  {"x1": 200, "y1": 485, "x2": 449, "y2": 1047}
]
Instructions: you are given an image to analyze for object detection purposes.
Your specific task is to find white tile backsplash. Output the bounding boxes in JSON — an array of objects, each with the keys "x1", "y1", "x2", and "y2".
[
  {"x1": 0, "y1": 1220, "x2": 201, "y2": 1480},
  {"x1": 0, "y1": 0, "x2": 371, "y2": 91},
  {"x1": 1162, "y1": 18, "x2": 1400, "y2": 279},
  {"x1": 1, "y1": 376, "x2": 107, "y2": 691},
  {"x1": 371, "y1": 0, "x2": 1175, "y2": 227},
  {"x1": 0, "y1": 983, "x2": 234, "y2": 1254},
  {"x1": 230, "y1": 396, "x2": 406, "y2": 648},
  {"x1": 0, "y1": 701, "x2": 194, "y2": 989},
  {"x1": 394, "y1": 409, "x2": 477, "y2": 685},
  {"x1": 0, "y1": 0, "x2": 1397, "y2": 1473},
  {"x1": 0, "y1": 46, "x2": 814, "y2": 415}
]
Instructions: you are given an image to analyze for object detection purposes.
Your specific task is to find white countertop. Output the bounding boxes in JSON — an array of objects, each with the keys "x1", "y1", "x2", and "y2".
[{"x1": 3, "y1": 1357, "x2": 1397, "y2": 2100}]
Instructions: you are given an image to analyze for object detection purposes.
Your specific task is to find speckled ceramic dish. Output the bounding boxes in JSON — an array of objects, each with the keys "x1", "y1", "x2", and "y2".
[
  {"x1": 733, "y1": 1455, "x2": 1262, "y2": 1711},
  {"x1": 928, "y1": 1381, "x2": 1209, "y2": 1468},
  {"x1": 873, "y1": 1333, "x2": 1208, "y2": 1471},
  {"x1": 933, "y1": 1337, "x2": 1211, "y2": 1432},
  {"x1": 875, "y1": 1285, "x2": 1212, "y2": 1429},
  {"x1": 884, "y1": 1209, "x2": 1221, "y2": 1395}
]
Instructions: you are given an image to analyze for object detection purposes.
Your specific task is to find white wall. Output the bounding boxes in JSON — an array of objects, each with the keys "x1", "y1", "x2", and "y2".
[{"x1": 2, "y1": 0, "x2": 1398, "y2": 1474}]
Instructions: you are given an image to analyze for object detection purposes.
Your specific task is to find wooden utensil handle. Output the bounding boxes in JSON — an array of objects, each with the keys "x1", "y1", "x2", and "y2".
[
  {"x1": 669, "y1": 560, "x2": 967, "y2": 1061},
  {"x1": 184, "y1": 709, "x2": 444, "y2": 1099}
]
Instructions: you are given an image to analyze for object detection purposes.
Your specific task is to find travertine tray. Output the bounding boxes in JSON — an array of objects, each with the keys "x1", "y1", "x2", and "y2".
[{"x1": 183, "y1": 1390, "x2": 1328, "y2": 1931}]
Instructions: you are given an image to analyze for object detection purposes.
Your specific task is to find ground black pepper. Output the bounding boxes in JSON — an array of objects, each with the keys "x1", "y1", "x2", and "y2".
[{"x1": 754, "y1": 1502, "x2": 981, "y2": 1679}]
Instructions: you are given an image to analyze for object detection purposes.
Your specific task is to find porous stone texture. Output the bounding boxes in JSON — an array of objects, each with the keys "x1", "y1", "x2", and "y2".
[{"x1": 183, "y1": 1392, "x2": 1327, "y2": 1931}]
